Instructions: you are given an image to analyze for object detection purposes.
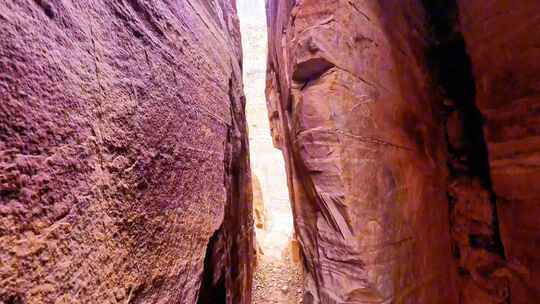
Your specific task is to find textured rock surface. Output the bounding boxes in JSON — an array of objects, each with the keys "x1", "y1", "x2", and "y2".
[
  {"x1": 423, "y1": 2, "x2": 510, "y2": 302},
  {"x1": 0, "y1": 1, "x2": 253, "y2": 303},
  {"x1": 266, "y1": 1, "x2": 540, "y2": 303},
  {"x1": 458, "y1": 1, "x2": 540, "y2": 303},
  {"x1": 266, "y1": 1, "x2": 458, "y2": 302}
]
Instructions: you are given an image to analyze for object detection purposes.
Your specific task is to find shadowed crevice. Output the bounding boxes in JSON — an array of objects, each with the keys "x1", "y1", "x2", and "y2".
[
  {"x1": 292, "y1": 57, "x2": 335, "y2": 83},
  {"x1": 422, "y1": 0, "x2": 510, "y2": 302}
]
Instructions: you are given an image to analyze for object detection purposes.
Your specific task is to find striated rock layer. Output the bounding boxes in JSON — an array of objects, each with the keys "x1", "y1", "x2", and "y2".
[
  {"x1": 423, "y1": 1, "x2": 510, "y2": 302},
  {"x1": 266, "y1": 0, "x2": 458, "y2": 302},
  {"x1": 267, "y1": 0, "x2": 540, "y2": 303},
  {"x1": 457, "y1": 1, "x2": 540, "y2": 303},
  {"x1": 0, "y1": 1, "x2": 253, "y2": 303}
]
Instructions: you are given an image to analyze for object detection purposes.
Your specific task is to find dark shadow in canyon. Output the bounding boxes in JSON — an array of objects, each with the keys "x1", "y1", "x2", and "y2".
[
  {"x1": 422, "y1": 0, "x2": 506, "y2": 258},
  {"x1": 422, "y1": 0, "x2": 509, "y2": 302},
  {"x1": 197, "y1": 228, "x2": 227, "y2": 304}
]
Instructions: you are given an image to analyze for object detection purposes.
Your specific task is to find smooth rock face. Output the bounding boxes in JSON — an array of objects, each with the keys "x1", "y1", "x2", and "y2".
[
  {"x1": 458, "y1": 1, "x2": 540, "y2": 302},
  {"x1": 266, "y1": 1, "x2": 458, "y2": 303},
  {"x1": 0, "y1": 1, "x2": 253, "y2": 303}
]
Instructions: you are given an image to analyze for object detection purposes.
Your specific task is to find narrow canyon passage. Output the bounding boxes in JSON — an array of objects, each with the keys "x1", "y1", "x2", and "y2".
[
  {"x1": 237, "y1": 1, "x2": 303, "y2": 303},
  {"x1": 1, "y1": 1, "x2": 540, "y2": 303}
]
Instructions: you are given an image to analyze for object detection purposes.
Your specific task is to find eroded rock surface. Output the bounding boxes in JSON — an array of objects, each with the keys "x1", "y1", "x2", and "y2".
[
  {"x1": 0, "y1": 1, "x2": 253, "y2": 303},
  {"x1": 457, "y1": 1, "x2": 540, "y2": 302},
  {"x1": 266, "y1": 1, "x2": 458, "y2": 302},
  {"x1": 423, "y1": 2, "x2": 510, "y2": 302},
  {"x1": 267, "y1": 0, "x2": 540, "y2": 303}
]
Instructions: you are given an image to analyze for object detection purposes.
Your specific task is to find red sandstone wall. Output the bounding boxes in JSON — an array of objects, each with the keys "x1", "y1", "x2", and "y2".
[
  {"x1": 0, "y1": 1, "x2": 253, "y2": 303},
  {"x1": 266, "y1": 1, "x2": 458, "y2": 302},
  {"x1": 267, "y1": 1, "x2": 540, "y2": 303},
  {"x1": 458, "y1": 1, "x2": 540, "y2": 303}
]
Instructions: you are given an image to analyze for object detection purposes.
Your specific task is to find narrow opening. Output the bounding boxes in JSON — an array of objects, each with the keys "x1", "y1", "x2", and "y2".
[
  {"x1": 197, "y1": 228, "x2": 226, "y2": 304},
  {"x1": 237, "y1": 1, "x2": 302, "y2": 302}
]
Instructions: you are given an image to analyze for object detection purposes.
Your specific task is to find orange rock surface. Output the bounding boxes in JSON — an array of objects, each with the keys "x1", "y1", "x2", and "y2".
[
  {"x1": 266, "y1": 0, "x2": 540, "y2": 303},
  {"x1": 266, "y1": 1, "x2": 457, "y2": 302}
]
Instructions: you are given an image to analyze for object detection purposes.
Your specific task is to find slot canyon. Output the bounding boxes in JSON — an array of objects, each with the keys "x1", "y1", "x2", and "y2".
[{"x1": 0, "y1": 0, "x2": 539, "y2": 304}]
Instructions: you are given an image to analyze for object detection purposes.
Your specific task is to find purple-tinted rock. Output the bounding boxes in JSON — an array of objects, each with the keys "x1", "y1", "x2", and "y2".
[{"x1": 0, "y1": 1, "x2": 253, "y2": 303}]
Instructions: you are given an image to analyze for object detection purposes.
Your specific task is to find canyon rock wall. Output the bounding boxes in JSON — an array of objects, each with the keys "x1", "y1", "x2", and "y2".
[
  {"x1": 0, "y1": 1, "x2": 253, "y2": 303},
  {"x1": 267, "y1": 0, "x2": 540, "y2": 303},
  {"x1": 457, "y1": 1, "x2": 540, "y2": 303},
  {"x1": 266, "y1": 0, "x2": 458, "y2": 303}
]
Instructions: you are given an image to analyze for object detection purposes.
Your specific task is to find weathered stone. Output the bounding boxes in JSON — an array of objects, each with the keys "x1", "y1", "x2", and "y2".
[
  {"x1": 289, "y1": 237, "x2": 301, "y2": 264},
  {"x1": 448, "y1": 178, "x2": 509, "y2": 304},
  {"x1": 266, "y1": 1, "x2": 458, "y2": 303},
  {"x1": 253, "y1": 174, "x2": 265, "y2": 229},
  {"x1": 0, "y1": 1, "x2": 253, "y2": 303},
  {"x1": 457, "y1": 1, "x2": 540, "y2": 303},
  {"x1": 266, "y1": 1, "x2": 540, "y2": 303}
]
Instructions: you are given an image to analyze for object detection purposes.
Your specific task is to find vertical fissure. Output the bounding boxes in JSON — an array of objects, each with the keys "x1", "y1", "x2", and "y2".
[
  {"x1": 238, "y1": 1, "x2": 303, "y2": 302},
  {"x1": 197, "y1": 227, "x2": 227, "y2": 304},
  {"x1": 197, "y1": 74, "x2": 253, "y2": 304},
  {"x1": 422, "y1": 0, "x2": 509, "y2": 302}
]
